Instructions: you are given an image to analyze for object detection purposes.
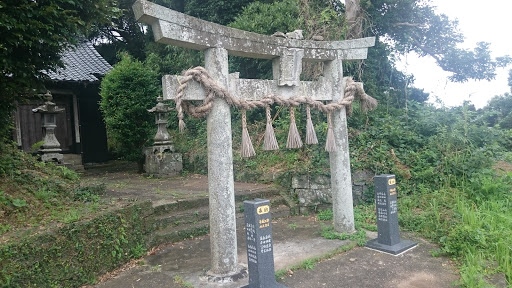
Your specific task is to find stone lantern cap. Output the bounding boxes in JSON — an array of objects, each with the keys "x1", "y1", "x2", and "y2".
[
  {"x1": 32, "y1": 91, "x2": 65, "y2": 114},
  {"x1": 147, "y1": 96, "x2": 173, "y2": 113}
]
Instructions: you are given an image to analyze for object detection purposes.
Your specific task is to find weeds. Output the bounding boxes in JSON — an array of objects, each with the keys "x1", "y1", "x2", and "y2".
[
  {"x1": 173, "y1": 275, "x2": 193, "y2": 287},
  {"x1": 317, "y1": 209, "x2": 333, "y2": 221}
]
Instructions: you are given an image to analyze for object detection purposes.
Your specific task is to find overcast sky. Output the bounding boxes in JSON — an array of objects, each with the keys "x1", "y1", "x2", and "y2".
[{"x1": 396, "y1": 0, "x2": 512, "y2": 108}]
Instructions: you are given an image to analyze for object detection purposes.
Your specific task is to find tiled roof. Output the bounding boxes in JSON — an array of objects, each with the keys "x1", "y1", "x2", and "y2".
[{"x1": 46, "y1": 42, "x2": 112, "y2": 82}]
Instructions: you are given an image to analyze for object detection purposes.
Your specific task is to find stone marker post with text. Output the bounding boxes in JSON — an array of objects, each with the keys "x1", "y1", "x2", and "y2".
[
  {"x1": 366, "y1": 174, "x2": 417, "y2": 255},
  {"x1": 244, "y1": 199, "x2": 286, "y2": 288}
]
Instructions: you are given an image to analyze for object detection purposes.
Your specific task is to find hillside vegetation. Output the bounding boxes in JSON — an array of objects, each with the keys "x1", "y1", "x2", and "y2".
[
  {"x1": 169, "y1": 97, "x2": 512, "y2": 287},
  {"x1": 1, "y1": 0, "x2": 511, "y2": 287}
]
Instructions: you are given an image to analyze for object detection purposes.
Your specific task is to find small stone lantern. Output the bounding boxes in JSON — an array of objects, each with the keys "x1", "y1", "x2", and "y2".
[
  {"x1": 148, "y1": 96, "x2": 174, "y2": 148},
  {"x1": 144, "y1": 96, "x2": 182, "y2": 176},
  {"x1": 32, "y1": 91, "x2": 65, "y2": 163}
]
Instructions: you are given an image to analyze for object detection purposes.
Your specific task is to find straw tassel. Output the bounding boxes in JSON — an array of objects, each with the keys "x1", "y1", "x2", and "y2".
[
  {"x1": 241, "y1": 109, "x2": 256, "y2": 157},
  {"x1": 178, "y1": 116, "x2": 186, "y2": 133},
  {"x1": 263, "y1": 106, "x2": 279, "y2": 150},
  {"x1": 286, "y1": 107, "x2": 303, "y2": 149},
  {"x1": 325, "y1": 112, "x2": 337, "y2": 152},
  {"x1": 305, "y1": 105, "x2": 318, "y2": 145}
]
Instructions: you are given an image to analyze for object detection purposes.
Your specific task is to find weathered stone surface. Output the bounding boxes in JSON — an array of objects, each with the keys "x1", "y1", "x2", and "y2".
[
  {"x1": 352, "y1": 185, "x2": 364, "y2": 202},
  {"x1": 310, "y1": 175, "x2": 330, "y2": 190},
  {"x1": 144, "y1": 147, "x2": 182, "y2": 176},
  {"x1": 163, "y1": 73, "x2": 333, "y2": 101},
  {"x1": 41, "y1": 152, "x2": 64, "y2": 163},
  {"x1": 133, "y1": 0, "x2": 375, "y2": 61},
  {"x1": 353, "y1": 169, "x2": 373, "y2": 185},
  {"x1": 327, "y1": 62, "x2": 355, "y2": 234},
  {"x1": 296, "y1": 188, "x2": 332, "y2": 207},
  {"x1": 204, "y1": 48, "x2": 241, "y2": 278},
  {"x1": 147, "y1": 96, "x2": 173, "y2": 146},
  {"x1": 291, "y1": 174, "x2": 366, "y2": 207},
  {"x1": 278, "y1": 48, "x2": 303, "y2": 87},
  {"x1": 291, "y1": 176, "x2": 309, "y2": 189},
  {"x1": 133, "y1": 0, "x2": 376, "y2": 279},
  {"x1": 32, "y1": 92, "x2": 65, "y2": 163}
]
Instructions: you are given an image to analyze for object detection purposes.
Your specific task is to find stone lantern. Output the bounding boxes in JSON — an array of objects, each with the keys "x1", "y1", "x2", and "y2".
[
  {"x1": 144, "y1": 96, "x2": 182, "y2": 176},
  {"x1": 32, "y1": 91, "x2": 65, "y2": 163},
  {"x1": 148, "y1": 96, "x2": 174, "y2": 147}
]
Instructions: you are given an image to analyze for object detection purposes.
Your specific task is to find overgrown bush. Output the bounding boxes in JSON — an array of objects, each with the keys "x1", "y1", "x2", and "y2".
[
  {"x1": 0, "y1": 202, "x2": 151, "y2": 287},
  {"x1": 100, "y1": 53, "x2": 159, "y2": 171},
  {"x1": 0, "y1": 142, "x2": 81, "y2": 233}
]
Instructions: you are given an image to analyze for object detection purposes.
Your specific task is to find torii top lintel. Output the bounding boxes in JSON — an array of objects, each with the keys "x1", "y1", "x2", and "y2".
[{"x1": 133, "y1": 0, "x2": 375, "y2": 62}]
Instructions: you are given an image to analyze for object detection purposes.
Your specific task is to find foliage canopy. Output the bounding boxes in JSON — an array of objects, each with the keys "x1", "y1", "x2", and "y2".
[
  {"x1": 0, "y1": 0, "x2": 117, "y2": 142},
  {"x1": 99, "y1": 54, "x2": 159, "y2": 167},
  {"x1": 361, "y1": 0, "x2": 511, "y2": 82}
]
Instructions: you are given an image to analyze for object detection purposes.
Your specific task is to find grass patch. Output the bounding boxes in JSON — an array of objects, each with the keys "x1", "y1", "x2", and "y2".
[
  {"x1": 275, "y1": 241, "x2": 357, "y2": 281},
  {"x1": 0, "y1": 202, "x2": 152, "y2": 287},
  {"x1": 320, "y1": 225, "x2": 367, "y2": 247},
  {"x1": 0, "y1": 144, "x2": 112, "y2": 236},
  {"x1": 174, "y1": 275, "x2": 194, "y2": 287},
  {"x1": 398, "y1": 178, "x2": 512, "y2": 287}
]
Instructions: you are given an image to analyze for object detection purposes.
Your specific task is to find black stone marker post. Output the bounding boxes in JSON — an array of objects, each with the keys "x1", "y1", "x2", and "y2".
[
  {"x1": 243, "y1": 199, "x2": 286, "y2": 288},
  {"x1": 366, "y1": 175, "x2": 417, "y2": 255}
]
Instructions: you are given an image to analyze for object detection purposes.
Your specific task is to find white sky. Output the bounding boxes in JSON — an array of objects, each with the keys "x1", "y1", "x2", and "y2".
[{"x1": 397, "y1": 0, "x2": 512, "y2": 108}]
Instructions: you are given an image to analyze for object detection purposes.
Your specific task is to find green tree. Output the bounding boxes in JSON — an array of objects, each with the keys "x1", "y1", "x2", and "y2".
[
  {"x1": 94, "y1": 0, "x2": 270, "y2": 65},
  {"x1": 99, "y1": 54, "x2": 159, "y2": 171},
  {"x1": 184, "y1": 0, "x2": 274, "y2": 26},
  {"x1": 483, "y1": 93, "x2": 512, "y2": 128},
  {"x1": 0, "y1": 0, "x2": 116, "y2": 143},
  {"x1": 228, "y1": 0, "x2": 301, "y2": 79},
  {"x1": 359, "y1": 0, "x2": 510, "y2": 82},
  {"x1": 508, "y1": 69, "x2": 512, "y2": 92}
]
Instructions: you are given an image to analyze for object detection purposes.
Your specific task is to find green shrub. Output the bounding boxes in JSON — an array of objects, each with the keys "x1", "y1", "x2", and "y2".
[
  {"x1": 0, "y1": 202, "x2": 152, "y2": 287},
  {"x1": 100, "y1": 53, "x2": 159, "y2": 171}
]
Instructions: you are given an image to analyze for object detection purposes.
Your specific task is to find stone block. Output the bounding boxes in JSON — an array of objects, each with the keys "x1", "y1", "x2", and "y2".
[
  {"x1": 310, "y1": 174, "x2": 331, "y2": 189},
  {"x1": 353, "y1": 169, "x2": 373, "y2": 185},
  {"x1": 41, "y1": 152, "x2": 63, "y2": 163},
  {"x1": 144, "y1": 149, "x2": 183, "y2": 176},
  {"x1": 352, "y1": 184, "x2": 365, "y2": 204},
  {"x1": 291, "y1": 175, "x2": 309, "y2": 189},
  {"x1": 296, "y1": 188, "x2": 332, "y2": 207}
]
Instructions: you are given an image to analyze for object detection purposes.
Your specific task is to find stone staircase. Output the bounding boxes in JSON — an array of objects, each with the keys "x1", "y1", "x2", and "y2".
[
  {"x1": 146, "y1": 187, "x2": 297, "y2": 247},
  {"x1": 62, "y1": 153, "x2": 85, "y2": 171}
]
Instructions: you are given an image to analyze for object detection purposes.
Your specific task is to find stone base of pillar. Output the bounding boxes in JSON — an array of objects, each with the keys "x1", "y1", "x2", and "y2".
[
  {"x1": 143, "y1": 146, "x2": 182, "y2": 176},
  {"x1": 365, "y1": 238, "x2": 417, "y2": 255},
  {"x1": 40, "y1": 152, "x2": 64, "y2": 163},
  {"x1": 205, "y1": 265, "x2": 248, "y2": 284}
]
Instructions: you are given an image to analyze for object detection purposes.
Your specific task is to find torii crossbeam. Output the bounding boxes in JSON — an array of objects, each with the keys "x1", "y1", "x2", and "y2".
[{"x1": 134, "y1": 0, "x2": 375, "y2": 283}]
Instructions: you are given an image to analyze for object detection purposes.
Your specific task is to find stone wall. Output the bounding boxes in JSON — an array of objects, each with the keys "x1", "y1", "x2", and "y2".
[{"x1": 291, "y1": 170, "x2": 373, "y2": 212}]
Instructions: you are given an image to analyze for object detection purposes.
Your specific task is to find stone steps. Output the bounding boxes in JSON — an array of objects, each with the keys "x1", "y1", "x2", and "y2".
[
  {"x1": 147, "y1": 188, "x2": 293, "y2": 247},
  {"x1": 151, "y1": 186, "x2": 284, "y2": 216},
  {"x1": 62, "y1": 153, "x2": 85, "y2": 171}
]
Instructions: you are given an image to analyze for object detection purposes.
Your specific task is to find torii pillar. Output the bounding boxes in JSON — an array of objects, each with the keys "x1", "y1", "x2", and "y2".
[
  {"x1": 133, "y1": 0, "x2": 375, "y2": 281},
  {"x1": 204, "y1": 47, "x2": 241, "y2": 278}
]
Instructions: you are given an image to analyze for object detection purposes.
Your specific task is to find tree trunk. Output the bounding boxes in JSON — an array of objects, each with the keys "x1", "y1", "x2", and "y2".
[{"x1": 345, "y1": 0, "x2": 362, "y2": 39}]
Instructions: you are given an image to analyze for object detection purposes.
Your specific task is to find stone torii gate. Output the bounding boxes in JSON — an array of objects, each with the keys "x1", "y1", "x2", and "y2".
[{"x1": 134, "y1": 0, "x2": 375, "y2": 281}]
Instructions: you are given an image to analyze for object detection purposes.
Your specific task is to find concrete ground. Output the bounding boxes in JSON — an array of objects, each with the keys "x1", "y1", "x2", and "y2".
[
  {"x1": 80, "y1": 163, "x2": 461, "y2": 288},
  {"x1": 88, "y1": 217, "x2": 459, "y2": 288}
]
